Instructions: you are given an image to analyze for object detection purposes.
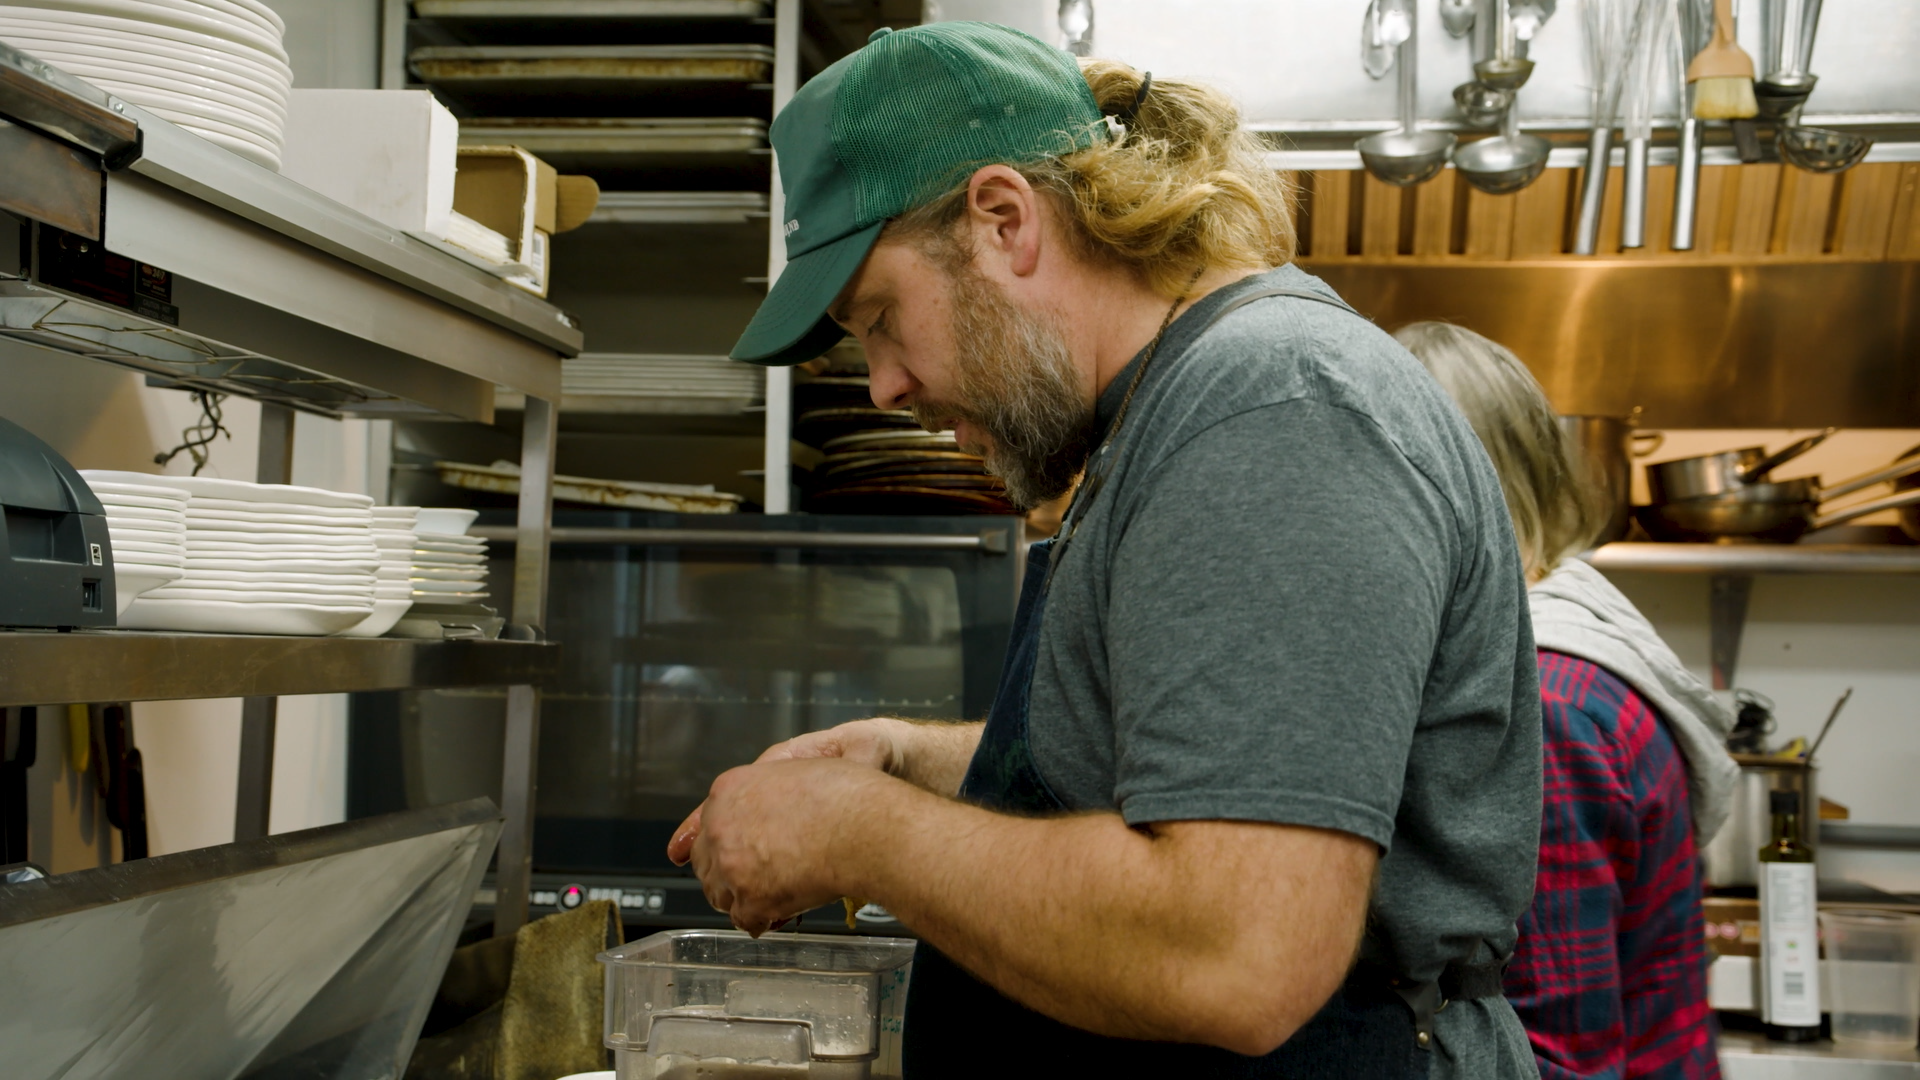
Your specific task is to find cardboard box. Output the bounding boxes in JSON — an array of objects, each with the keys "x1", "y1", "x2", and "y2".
[{"x1": 280, "y1": 90, "x2": 459, "y2": 237}]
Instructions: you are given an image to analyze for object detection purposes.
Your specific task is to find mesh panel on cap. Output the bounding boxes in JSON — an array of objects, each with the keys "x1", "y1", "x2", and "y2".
[{"x1": 832, "y1": 23, "x2": 1103, "y2": 225}]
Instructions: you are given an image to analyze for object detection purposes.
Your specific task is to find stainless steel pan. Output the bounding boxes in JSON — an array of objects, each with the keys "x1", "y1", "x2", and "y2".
[
  {"x1": 1637, "y1": 483, "x2": 1920, "y2": 543},
  {"x1": 1644, "y1": 429, "x2": 1834, "y2": 503}
]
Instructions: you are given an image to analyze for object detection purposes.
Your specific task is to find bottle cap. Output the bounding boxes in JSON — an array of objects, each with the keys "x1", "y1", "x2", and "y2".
[{"x1": 1770, "y1": 790, "x2": 1801, "y2": 814}]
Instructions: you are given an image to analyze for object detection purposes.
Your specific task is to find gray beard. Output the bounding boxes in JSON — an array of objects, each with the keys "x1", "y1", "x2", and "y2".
[{"x1": 910, "y1": 264, "x2": 1093, "y2": 511}]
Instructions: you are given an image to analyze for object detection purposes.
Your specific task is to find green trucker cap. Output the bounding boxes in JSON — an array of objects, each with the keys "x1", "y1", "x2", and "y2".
[{"x1": 729, "y1": 21, "x2": 1106, "y2": 366}]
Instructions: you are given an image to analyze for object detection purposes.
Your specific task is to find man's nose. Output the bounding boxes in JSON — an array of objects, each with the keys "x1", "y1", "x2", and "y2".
[{"x1": 867, "y1": 357, "x2": 914, "y2": 411}]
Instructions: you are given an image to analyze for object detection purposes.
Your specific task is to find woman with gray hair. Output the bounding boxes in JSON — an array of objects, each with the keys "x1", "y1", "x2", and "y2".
[{"x1": 1396, "y1": 321, "x2": 1736, "y2": 1080}]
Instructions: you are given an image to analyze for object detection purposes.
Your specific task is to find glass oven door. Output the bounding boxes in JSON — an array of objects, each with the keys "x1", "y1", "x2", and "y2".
[{"x1": 349, "y1": 510, "x2": 1020, "y2": 929}]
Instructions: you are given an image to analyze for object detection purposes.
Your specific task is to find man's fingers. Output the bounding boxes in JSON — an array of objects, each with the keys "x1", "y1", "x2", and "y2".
[{"x1": 666, "y1": 804, "x2": 704, "y2": 865}]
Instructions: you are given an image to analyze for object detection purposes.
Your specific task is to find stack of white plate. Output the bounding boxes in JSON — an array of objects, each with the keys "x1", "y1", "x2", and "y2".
[
  {"x1": 82, "y1": 472, "x2": 377, "y2": 635},
  {"x1": 80, "y1": 477, "x2": 189, "y2": 615},
  {"x1": 562, "y1": 354, "x2": 765, "y2": 401},
  {"x1": 0, "y1": 0, "x2": 292, "y2": 170},
  {"x1": 411, "y1": 508, "x2": 489, "y2": 606},
  {"x1": 337, "y1": 505, "x2": 420, "y2": 638}
]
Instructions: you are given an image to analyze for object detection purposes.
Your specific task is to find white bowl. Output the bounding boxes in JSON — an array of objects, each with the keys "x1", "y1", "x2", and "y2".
[
  {"x1": 185, "y1": 527, "x2": 374, "y2": 541},
  {"x1": 0, "y1": 1, "x2": 290, "y2": 63},
  {"x1": 184, "y1": 544, "x2": 375, "y2": 557},
  {"x1": 80, "y1": 476, "x2": 192, "y2": 502},
  {"x1": 332, "y1": 597, "x2": 415, "y2": 638},
  {"x1": 415, "y1": 530, "x2": 486, "y2": 545},
  {"x1": 118, "y1": 597, "x2": 373, "y2": 635},
  {"x1": 372, "y1": 505, "x2": 421, "y2": 520},
  {"x1": 414, "y1": 508, "x2": 481, "y2": 536}
]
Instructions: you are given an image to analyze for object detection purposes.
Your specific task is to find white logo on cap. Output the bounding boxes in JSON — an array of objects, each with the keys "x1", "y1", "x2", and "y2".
[{"x1": 785, "y1": 219, "x2": 800, "y2": 236}]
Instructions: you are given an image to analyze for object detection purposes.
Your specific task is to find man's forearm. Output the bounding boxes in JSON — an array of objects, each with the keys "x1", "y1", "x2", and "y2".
[
  {"x1": 832, "y1": 778, "x2": 1374, "y2": 1055},
  {"x1": 889, "y1": 719, "x2": 983, "y2": 795}
]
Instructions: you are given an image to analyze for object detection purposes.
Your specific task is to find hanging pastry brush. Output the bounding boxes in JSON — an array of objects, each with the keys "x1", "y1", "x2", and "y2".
[{"x1": 1688, "y1": 0, "x2": 1757, "y2": 119}]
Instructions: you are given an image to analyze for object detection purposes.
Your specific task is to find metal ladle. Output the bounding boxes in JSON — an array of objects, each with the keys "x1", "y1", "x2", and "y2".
[
  {"x1": 1474, "y1": 0, "x2": 1536, "y2": 90},
  {"x1": 1454, "y1": 92, "x2": 1551, "y2": 194},
  {"x1": 1357, "y1": 0, "x2": 1457, "y2": 186},
  {"x1": 1454, "y1": 80, "x2": 1514, "y2": 128}
]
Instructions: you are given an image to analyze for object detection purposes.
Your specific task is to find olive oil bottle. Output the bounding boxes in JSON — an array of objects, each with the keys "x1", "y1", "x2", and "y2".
[{"x1": 1758, "y1": 788, "x2": 1822, "y2": 1042}]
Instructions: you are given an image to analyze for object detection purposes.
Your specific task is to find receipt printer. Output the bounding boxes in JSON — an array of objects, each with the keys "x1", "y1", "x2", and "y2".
[{"x1": 0, "y1": 416, "x2": 113, "y2": 628}]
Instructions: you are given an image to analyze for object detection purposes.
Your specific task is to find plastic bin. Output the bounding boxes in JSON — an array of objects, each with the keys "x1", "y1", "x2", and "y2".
[
  {"x1": 1820, "y1": 910, "x2": 1920, "y2": 1047},
  {"x1": 599, "y1": 929, "x2": 916, "y2": 1079}
]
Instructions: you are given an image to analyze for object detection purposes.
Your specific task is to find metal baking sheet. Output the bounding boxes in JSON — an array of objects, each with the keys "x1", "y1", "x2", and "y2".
[{"x1": 412, "y1": 45, "x2": 774, "y2": 84}]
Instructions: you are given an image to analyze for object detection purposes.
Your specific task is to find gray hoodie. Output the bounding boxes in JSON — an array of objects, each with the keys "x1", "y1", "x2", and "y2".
[{"x1": 1529, "y1": 558, "x2": 1739, "y2": 847}]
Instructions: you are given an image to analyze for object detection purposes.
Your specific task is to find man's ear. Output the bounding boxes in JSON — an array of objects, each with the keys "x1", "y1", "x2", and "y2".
[{"x1": 965, "y1": 165, "x2": 1043, "y2": 278}]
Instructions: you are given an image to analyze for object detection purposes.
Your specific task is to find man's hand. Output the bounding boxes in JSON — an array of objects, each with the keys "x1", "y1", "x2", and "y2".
[
  {"x1": 668, "y1": 718, "x2": 982, "y2": 867},
  {"x1": 681, "y1": 757, "x2": 896, "y2": 935}
]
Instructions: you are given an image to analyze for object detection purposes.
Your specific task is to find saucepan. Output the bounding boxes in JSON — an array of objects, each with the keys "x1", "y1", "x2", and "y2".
[
  {"x1": 1644, "y1": 429, "x2": 1835, "y2": 503},
  {"x1": 1896, "y1": 445, "x2": 1920, "y2": 542},
  {"x1": 1638, "y1": 456, "x2": 1920, "y2": 542},
  {"x1": 1559, "y1": 414, "x2": 1663, "y2": 545}
]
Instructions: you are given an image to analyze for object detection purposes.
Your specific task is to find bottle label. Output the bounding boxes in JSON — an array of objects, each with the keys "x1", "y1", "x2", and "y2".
[{"x1": 1759, "y1": 861, "x2": 1822, "y2": 1027}]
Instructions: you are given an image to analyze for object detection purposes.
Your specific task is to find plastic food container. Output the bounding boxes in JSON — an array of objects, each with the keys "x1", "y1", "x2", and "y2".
[
  {"x1": 1820, "y1": 910, "x2": 1920, "y2": 1047},
  {"x1": 599, "y1": 929, "x2": 916, "y2": 1080}
]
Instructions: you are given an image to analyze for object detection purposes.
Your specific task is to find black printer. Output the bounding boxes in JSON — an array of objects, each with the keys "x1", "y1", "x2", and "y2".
[{"x1": 0, "y1": 416, "x2": 114, "y2": 629}]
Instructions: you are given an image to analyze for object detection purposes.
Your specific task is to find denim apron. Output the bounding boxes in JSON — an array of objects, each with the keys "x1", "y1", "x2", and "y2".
[{"x1": 900, "y1": 287, "x2": 1502, "y2": 1078}]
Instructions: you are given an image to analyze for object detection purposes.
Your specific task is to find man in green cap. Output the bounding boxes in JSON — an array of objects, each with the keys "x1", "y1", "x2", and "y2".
[{"x1": 670, "y1": 21, "x2": 1542, "y2": 1078}]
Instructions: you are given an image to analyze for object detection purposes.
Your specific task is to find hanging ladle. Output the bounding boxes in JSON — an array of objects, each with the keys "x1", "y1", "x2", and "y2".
[
  {"x1": 1475, "y1": 0, "x2": 1536, "y2": 90},
  {"x1": 1358, "y1": 0, "x2": 1457, "y2": 186},
  {"x1": 1455, "y1": 91, "x2": 1551, "y2": 194}
]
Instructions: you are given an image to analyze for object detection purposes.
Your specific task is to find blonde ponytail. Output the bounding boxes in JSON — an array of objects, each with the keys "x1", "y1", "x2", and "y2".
[{"x1": 890, "y1": 58, "x2": 1296, "y2": 295}]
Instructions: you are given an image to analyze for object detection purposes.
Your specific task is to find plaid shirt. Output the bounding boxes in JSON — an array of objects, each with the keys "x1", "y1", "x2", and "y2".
[{"x1": 1505, "y1": 650, "x2": 1721, "y2": 1080}]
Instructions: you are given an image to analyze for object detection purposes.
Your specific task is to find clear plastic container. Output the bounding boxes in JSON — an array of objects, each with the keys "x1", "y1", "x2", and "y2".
[
  {"x1": 599, "y1": 929, "x2": 916, "y2": 1080},
  {"x1": 1820, "y1": 910, "x2": 1920, "y2": 1047}
]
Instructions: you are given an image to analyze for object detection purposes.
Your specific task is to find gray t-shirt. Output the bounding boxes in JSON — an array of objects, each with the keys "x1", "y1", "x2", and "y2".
[{"x1": 1027, "y1": 265, "x2": 1542, "y2": 1078}]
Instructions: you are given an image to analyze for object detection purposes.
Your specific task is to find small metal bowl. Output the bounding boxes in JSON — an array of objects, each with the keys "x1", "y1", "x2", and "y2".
[{"x1": 1355, "y1": 129, "x2": 1458, "y2": 187}]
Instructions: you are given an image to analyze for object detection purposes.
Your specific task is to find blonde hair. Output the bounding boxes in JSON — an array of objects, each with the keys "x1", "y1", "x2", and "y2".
[
  {"x1": 1393, "y1": 321, "x2": 1605, "y2": 577},
  {"x1": 888, "y1": 58, "x2": 1297, "y2": 295}
]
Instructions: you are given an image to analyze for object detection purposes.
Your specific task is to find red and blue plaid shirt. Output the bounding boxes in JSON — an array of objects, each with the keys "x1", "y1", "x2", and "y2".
[{"x1": 1505, "y1": 649, "x2": 1721, "y2": 1080}]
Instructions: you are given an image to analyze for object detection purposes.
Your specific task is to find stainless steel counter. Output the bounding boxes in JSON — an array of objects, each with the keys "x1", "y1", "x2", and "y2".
[{"x1": 1722, "y1": 1032, "x2": 1920, "y2": 1078}]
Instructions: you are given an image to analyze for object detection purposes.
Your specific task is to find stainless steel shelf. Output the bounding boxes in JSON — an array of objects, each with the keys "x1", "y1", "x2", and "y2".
[
  {"x1": 1585, "y1": 543, "x2": 1920, "y2": 575},
  {"x1": 414, "y1": 0, "x2": 768, "y2": 18},
  {"x1": 0, "y1": 630, "x2": 560, "y2": 708},
  {"x1": 0, "y1": 41, "x2": 580, "y2": 422},
  {"x1": 474, "y1": 525, "x2": 1013, "y2": 553}
]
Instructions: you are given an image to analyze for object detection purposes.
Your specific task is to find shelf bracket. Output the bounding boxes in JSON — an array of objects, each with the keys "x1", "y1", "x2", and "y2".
[
  {"x1": 495, "y1": 395, "x2": 557, "y2": 937},
  {"x1": 1708, "y1": 573, "x2": 1754, "y2": 691},
  {"x1": 233, "y1": 403, "x2": 295, "y2": 842}
]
